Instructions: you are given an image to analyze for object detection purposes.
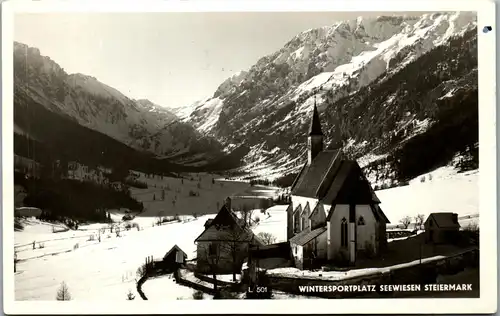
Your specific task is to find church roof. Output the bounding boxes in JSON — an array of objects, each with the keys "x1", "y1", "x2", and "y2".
[
  {"x1": 291, "y1": 150, "x2": 382, "y2": 208},
  {"x1": 309, "y1": 103, "x2": 324, "y2": 136},
  {"x1": 291, "y1": 150, "x2": 341, "y2": 198},
  {"x1": 289, "y1": 226, "x2": 327, "y2": 246}
]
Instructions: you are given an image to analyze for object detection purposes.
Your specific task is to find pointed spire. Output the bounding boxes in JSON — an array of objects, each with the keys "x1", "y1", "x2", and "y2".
[{"x1": 308, "y1": 97, "x2": 323, "y2": 136}]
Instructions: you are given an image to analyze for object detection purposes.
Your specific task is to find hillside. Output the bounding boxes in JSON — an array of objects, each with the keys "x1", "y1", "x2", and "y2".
[
  {"x1": 180, "y1": 12, "x2": 478, "y2": 180},
  {"x1": 13, "y1": 42, "x2": 223, "y2": 163}
]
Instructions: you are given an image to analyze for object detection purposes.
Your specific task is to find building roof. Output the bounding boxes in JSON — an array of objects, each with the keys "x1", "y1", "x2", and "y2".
[
  {"x1": 164, "y1": 244, "x2": 187, "y2": 260},
  {"x1": 249, "y1": 242, "x2": 291, "y2": 259},
  {"x1": 291, "y1": 150, "x2": 341, "y2": 198},
  {"x1": 425, "y1": 213, "x2": 460, "y2": 229},
  {"x1": 309, "y1": 102, "x2": 324, "y2": 136},
  {"x1": 194, "y1": 204, "x2": 263, "y2": 244},
  {"x1": 289, "y1": 226, "x2": 327, "y2": 246}
]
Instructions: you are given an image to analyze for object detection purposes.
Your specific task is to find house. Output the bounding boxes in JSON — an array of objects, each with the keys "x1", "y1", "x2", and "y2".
[
  {"x1": 159, "y1": 245, "x2": 187, "y2": 272},
  {"x1": 286, "y1": 101, "x2": 390, "y2": 269},
  {"x1": 195, "y1": 197, "x2": 263, "y2": 274},
  {"x1": 424, "y1": 213, "x2": 460, "y2": 244}
]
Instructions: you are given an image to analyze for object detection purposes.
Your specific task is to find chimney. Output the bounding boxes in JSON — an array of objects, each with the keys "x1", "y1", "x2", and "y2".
[{"x1": 225, "y1": 197, "x2": 232, "y2": 210}]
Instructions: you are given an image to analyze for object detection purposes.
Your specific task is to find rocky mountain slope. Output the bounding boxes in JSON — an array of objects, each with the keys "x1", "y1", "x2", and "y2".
[
  {"x1": 180, "y1": 12, "x2": 478, "y2": 180},
  {"x1": 13, "y1": 43, "x2": 223, "y2": 165}
]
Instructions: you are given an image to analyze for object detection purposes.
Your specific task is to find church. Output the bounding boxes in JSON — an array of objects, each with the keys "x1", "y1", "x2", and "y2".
[{"x1": 286, "y1": 102, "x2": 390, "y2": 270}]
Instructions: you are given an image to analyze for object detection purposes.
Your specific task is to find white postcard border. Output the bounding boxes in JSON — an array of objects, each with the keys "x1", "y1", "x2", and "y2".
[{"x1": 2, "y1": 0, "x2": 497, "y2": 314}]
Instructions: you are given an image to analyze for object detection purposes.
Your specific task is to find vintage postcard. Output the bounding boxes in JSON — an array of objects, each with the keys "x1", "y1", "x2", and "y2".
[{"x1": 2, "y1": 0, "x2": 497, "y2": 314}]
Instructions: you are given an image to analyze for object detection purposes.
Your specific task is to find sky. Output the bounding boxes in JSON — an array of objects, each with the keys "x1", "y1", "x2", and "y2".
[{"x1": 15, "y1": 12, "x2": 428, "y2": 108}]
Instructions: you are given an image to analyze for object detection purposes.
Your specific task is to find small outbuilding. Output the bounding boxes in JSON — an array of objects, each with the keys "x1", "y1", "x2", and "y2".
[
  {"x1": 424, "y1": 212, "x2": 460, "y2": 244},
  {"x1": 161, "y1": 245, "x2": 187, "y2": 272}
]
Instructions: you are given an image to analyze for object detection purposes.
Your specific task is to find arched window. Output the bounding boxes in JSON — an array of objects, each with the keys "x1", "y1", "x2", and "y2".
[
  {"x1": 357, "y1": 216, "x2": 365, "y2": 226},
  {"x1": 341, "y1": 218, "x2": 348, "y2": 248}
]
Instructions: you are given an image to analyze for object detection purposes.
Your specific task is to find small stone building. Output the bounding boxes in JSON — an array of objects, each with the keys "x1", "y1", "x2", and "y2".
[{"x1": 424, "y1": 212, "x2": 460, "y2": 244}]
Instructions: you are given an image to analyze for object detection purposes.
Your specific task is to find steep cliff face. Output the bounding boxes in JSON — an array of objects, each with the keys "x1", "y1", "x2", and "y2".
[{"x1": 180, "y1": 12, "x2": 477, "y2": 179}]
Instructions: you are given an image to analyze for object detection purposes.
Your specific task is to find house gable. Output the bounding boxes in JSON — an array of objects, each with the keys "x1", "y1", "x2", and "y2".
[
  {"x1": 309, "y1": 203, "x2": 327, "y2": 230},
  {"x1": 194, "y1": 205, "x2": 255, "y2": 242},
  {"x1": 164, "y1": 244, "x2": 187, "y2": 260},
  {"x1": 424, "y1": 213, "x2": 460, "y2": 229},
  {"x1": 293, "y1": 204, "x2": 302, "y2": 233}
]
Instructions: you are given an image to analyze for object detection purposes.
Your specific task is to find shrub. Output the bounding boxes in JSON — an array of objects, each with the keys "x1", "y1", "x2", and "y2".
[
  {"x1": 126, "y1": 289, "x2": 135, "y2": 300},
  {"x1": 188, "y1": 190, "x2": 199, "y2": 197},
  {"x1": 214, "y1": 289, "x2": 238, "y2": 299},
  {"x1": 192, "y1": 290, "x2": 204, "y2": 300}
]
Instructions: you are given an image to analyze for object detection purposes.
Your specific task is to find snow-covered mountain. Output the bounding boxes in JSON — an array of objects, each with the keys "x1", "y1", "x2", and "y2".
[
  {"x1": 13, "y1": 43, "x2": 223, "y2": 162},
  {"x1": 178, "y1": 12, "x2": 478, "y2": 180}
]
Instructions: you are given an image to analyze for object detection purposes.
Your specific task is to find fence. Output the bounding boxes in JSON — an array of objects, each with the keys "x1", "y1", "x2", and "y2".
[{"x1": 265, "y1": 248, "x2": 479, "y2": 298}]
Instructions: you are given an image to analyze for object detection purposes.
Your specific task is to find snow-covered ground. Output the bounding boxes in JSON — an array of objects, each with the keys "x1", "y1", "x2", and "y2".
[
  {"x1": 14, "y1": 167, "x2": 478, "y2": 300},
  {"x1": 377, "y1": 167, "x2": 478, "y2": 225},
  {"x1": 142, "y1": 274, "x2": 210, "y2": 300}
]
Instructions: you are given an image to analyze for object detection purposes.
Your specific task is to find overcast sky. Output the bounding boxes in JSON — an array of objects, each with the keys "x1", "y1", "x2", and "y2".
[{"x1": 15, "y1": 12, "x2": 430, "y2": 108}]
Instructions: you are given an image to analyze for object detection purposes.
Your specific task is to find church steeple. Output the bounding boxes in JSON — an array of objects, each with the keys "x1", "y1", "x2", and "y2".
[
  {"x1": 309, "y1": 99, "x2": 323, "y2": 136},
  {"x1": 307, "y1": 97, "x2": 324, "y2": 165}
]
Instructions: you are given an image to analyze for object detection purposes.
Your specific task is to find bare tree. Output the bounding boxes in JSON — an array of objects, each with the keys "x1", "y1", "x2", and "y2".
[
  {"x1": 199, "y1": 242, "x2": 222, "y2": 293},
  {"x1": 257, "y1": 232, "x2": 276, "y2": 245},
  {"x1": 218, "y1": 222, "x2": 257, "y2": 282},
  {"x1": 399, "y1": 216, "x2": 412, "y2": 229},
  {"x1": 56, "y1": 281, "x2": 71, "y2": 301},
  {"x1": 238, "y1": 205, "x2": 255, "y2": 229},
  {"x1": 414, "y1": 214, "x2": 425, "y2": 230}
]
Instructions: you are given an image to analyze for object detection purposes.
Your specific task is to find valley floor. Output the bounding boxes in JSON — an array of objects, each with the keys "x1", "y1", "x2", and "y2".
[{"x1": 13, "y1": 167, "x2": 478, "y2": 300}]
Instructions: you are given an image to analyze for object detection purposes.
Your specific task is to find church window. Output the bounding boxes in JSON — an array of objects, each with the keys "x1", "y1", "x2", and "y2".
[
  {"x1": 341, "y1": 218, "x2": 348, "y2": 248},
  {"x1": 357, "y1": 216, "x2": 365, "y2": 226}
]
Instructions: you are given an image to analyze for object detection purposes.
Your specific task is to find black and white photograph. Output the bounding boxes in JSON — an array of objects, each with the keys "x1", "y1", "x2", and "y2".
[{"x1": 2, "y1": 0, "x2": 497, "y2": 314}]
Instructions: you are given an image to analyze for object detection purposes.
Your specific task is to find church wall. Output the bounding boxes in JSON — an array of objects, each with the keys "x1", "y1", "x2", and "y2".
[
  {"x1": 315, "y1": 231, "x2": 328, "y2": 259},
  {"x1": 355, "y1": 205, "x2": 377, "y2": 253},
  {"x1": 291, "y1": 196, "x2": 318, "y2": 212},
  {"x1": 291, "y1": 196, "x2": 318, "y2": 233},
  {"x1": 310, "y1": 203, "x2": 327, "y2": 230},
  {"x1": 327, "y1": 204, "x2": 349, "y2": 260}
]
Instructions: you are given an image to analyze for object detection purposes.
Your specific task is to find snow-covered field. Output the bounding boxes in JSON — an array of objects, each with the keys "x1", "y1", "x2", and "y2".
[
  {"x1": 14, "y1": 167, "x2": 478, "y2": 300},
  {"x1": 377, "y1": 167, "x2": 478, "y2": 225}
]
